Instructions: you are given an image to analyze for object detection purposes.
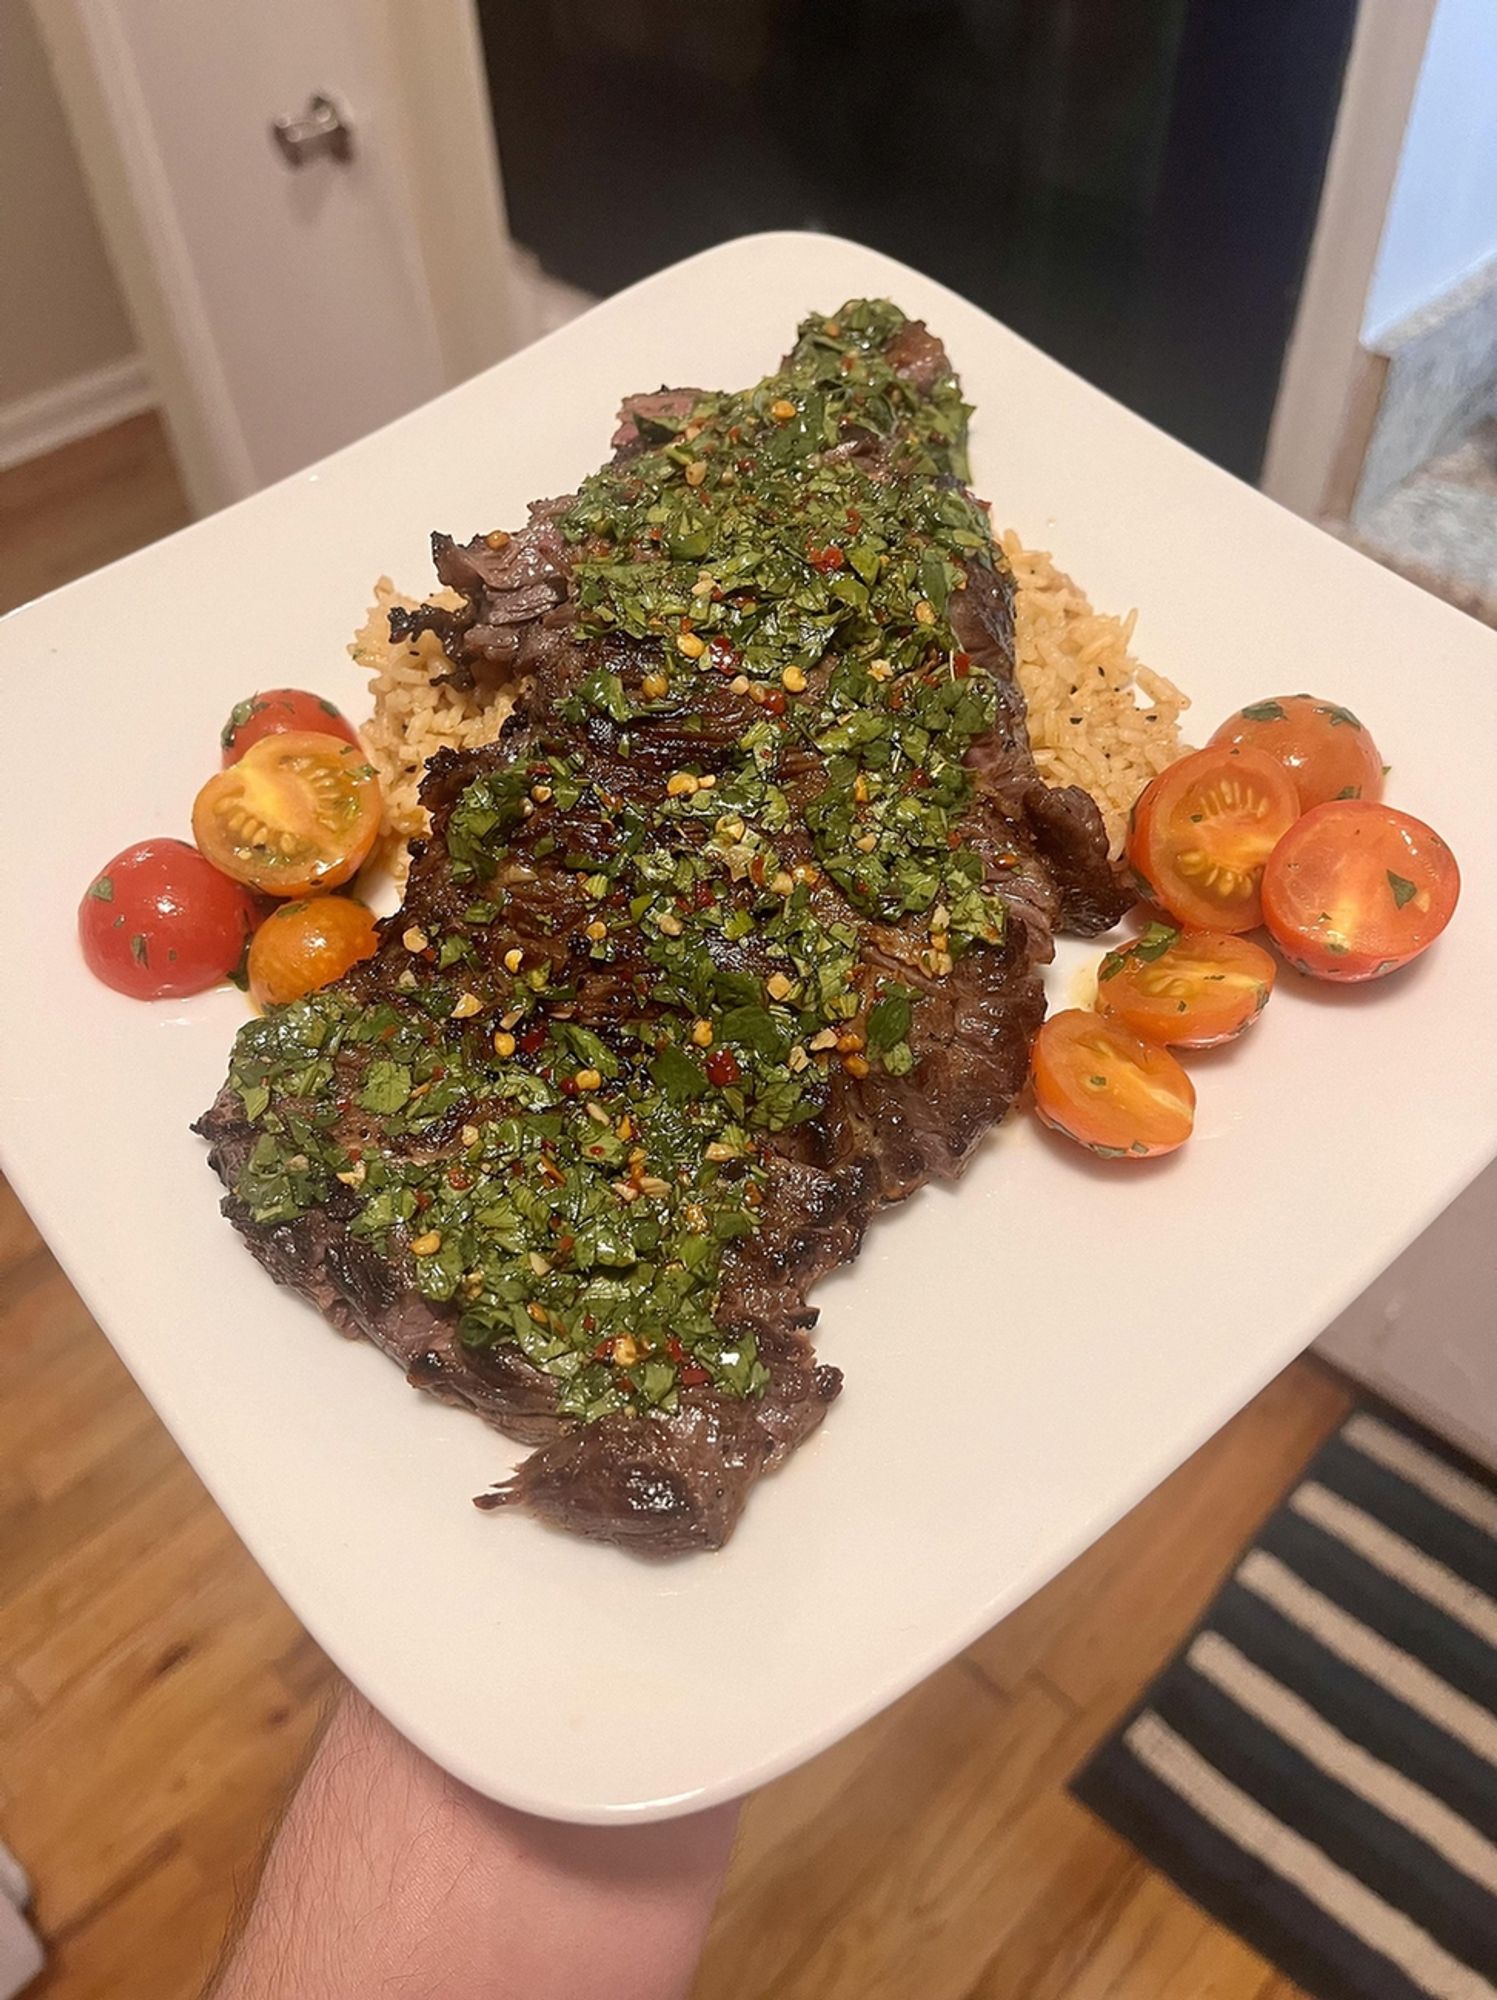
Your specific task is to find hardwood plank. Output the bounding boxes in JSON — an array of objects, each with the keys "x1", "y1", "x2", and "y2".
[
  {"x1": 11, "y1": 1646, "x2": 311, "y2": 1937},
  {"x1": 996, "y1": 1862, "x2": 1181, "y2": 2000},
  {"x1": 0, "y1": 1432, "x2": 202, "y2": 1658},
  {"x1": 0, "y1": 411, "x2": 190, "y2": 616},
  {"x1": 952, "y1": 1797, "x2": 1140, "y2": 2000},
  {"x1": 762, "y1": 1678, "x2": 1101, "y2": 2000},
  {"x1": 1151, "y1": 1923, "x2": 1281, "y2": 2000},
  {"x1": 0, "y1": 1255, "x2": 99, "y2": 1386},
  {"x1": 269, "y1": 1626, "x2": 339, "y2": 1710},
  {"x1": 6, "y1": 1306, "x2": 155, "y2": 1507},
  {"x1": 965, "y1": 1360, "x2": 1351, "y2": 1711},
  {"x1": 29, "y1": 1845, "x2": 220, "y2": 2000},
  {"x1": 0, "y1": 1175, "x2": 44, "y2": 1275},
  {"x1": 695, "y1": 1662, "x2": 1001, "y2": 1997},
  {"x1": 12, "y1": 1491, "x2": 244, "y2": 1707}
]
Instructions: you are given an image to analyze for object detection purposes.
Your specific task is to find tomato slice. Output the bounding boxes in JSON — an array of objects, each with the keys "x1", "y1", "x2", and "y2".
[
  {"x1": 193, "y1": 731, "x2": 382, "y2": 897},
  {"x1": 247, "y1": 895, "x2": 380, "y2": 1008},
  {"x1": 1096, "y1": 924, "x2": 1276, "y2": 1047},
  {"x1": 221, "y1": 688, "x2": 360, "y2": 765},
  {"x1": 1210, "y1": 694, "x2": 1385, "y2": 812},
  {"x1": 1127, "y1": 744, "x2": 1300, "y2": 931},
  {"x1": 1031, "y1": 1009, "x2": 1195, "y2": 1159},
  {"x1": 78, "y1": 840, "x2": 259, "y2": 1000},
  {"x1": 1261, "y1": 801, "x2": 1459, "y2": 981}
]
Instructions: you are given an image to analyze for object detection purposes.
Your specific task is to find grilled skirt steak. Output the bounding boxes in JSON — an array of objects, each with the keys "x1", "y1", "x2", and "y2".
[{"x1": 198, "y1": 301, "x2": 1127, "y2": 1555}]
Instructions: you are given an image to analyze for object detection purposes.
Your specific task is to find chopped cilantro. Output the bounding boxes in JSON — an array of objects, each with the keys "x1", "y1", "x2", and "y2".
[{"x1": 358, "y1": 1060, "x2": 412, "y2": 1113}]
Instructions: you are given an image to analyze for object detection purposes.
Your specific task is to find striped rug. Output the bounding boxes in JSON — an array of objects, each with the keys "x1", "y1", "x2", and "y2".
[{"x1": 1072, "y1": 1407, "x2": 1497, "y2": 1998}]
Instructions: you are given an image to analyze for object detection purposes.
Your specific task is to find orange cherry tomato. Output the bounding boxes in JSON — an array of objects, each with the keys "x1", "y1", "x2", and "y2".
[
  {"x1": 220, "y1": 688, "x2": 360, "y2": 765},
  {"x1": 78, "y1": 839, "x2": 259, "y2": 1000},
  {"x1": 1127, "y1": 744, "x2": 1299, "y2": 932},
  {"x1": 247, "y1": 895, "x2": 380, "y2": 1008},
  {"x1": 1210, "y1": 694, "x2": 1385, "y2": 812},
  {"x1": 193, "y1": 731, "x2": 382, "y2": 898},
  {"x1": 1095, "y1": 925, "x2": 1276, "y2": 1048},
  {"x1": 1031, "y1": 1009, "x2": 1195, "y2": 1160},
  {"x1": 1261, "y1": 801, "x2": 1459, "y2": 981}
]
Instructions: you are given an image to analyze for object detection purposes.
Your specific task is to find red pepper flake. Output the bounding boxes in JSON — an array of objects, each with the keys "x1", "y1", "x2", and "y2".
[
  {"x1": 666, "y1": 1337, "x2": 688, "y2": 1364},
  {"x1": 519, "y1": 1026, "x2": 546, "y2": 1055},
  {"x1": 705, "y1": 1047, "x2": 741, "y2": 1087},
  {"x1": 953, "y1": 651, "x2": 972, "y2": 678},
  {"x1": 846, "y1": 505, "x2": 863, "y2": 532},
  {"x1": 762, "y1": 687, "x2": 787, "y2": 718},
  {"x1": 447, "y1": 1168, "x2": 473, "y2": 1191},
  {"x1": 806, "y1": 543, "x2": 846, "y2": 573},
  {"x1": 592, "y1": 1338, "x2": 612, "y2": 1360},
  {"x1": 708, "y1": 636, "x2": 738, "y2": 674},
  {"x1": 414, "y1": 1190, "x2": 433, "y2": 1211},
  {"x1": 748, "y1": 854, "x2": 767, "y2": 887},
  {"x1": 692, "y1": 879, "x2": 716, "y2": 909},
  {"x1": 679, "y1": 1364, "x2": 709, "y2": 1388},
  {"x1": 555, "y1": 1232, "x2": 575, "y2": 1257},
  {"x1": 889, "y1": 688, "x2": 906, "y2": 711}
]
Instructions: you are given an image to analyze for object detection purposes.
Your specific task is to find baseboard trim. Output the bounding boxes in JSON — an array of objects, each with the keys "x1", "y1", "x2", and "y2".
[{"x1": 0, "y1": 355, "x2": 154, "y2": 472}]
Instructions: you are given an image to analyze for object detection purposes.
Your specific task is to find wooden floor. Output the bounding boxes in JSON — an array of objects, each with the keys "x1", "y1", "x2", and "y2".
[{"x1": 0, "y1": 416, "x2": 1351, "y2": 1999}]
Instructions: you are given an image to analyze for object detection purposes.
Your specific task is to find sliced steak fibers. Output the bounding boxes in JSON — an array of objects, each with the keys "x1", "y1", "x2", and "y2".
[{"x1": 197, "y1": 301, "x2": 1127, "y2": 1555}]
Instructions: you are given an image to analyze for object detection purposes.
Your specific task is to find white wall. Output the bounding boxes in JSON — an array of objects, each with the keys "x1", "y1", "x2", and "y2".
[
  {"x1": 1363, "y1": 0, "x2": 1497, "y2": 341},
  {"x1": 0, "y1": 0, "x2": 137, "y2": 403}
]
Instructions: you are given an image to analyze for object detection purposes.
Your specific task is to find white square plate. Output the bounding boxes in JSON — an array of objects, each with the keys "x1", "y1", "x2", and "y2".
[{"x1": 3, "y1": 234, "x2": 1494, "y2": 1822}]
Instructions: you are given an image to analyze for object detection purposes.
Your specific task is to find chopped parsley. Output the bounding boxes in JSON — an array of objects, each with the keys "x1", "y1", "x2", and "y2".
[
  {"x1": 224, "y1": 300, "x2": 1023, "y2": 1422},
  {"x1": 1386, "y1": 870, "x2": 1417, "y2": 910}
]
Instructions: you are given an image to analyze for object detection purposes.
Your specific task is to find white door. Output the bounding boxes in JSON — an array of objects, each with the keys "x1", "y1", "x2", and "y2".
[{"x1": 31, "y1": 0, "x2": 520, "y2": 510}]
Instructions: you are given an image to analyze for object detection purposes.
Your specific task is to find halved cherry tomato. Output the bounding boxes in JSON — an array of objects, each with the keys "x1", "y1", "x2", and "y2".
[
  {"x1": 78, "y1": 839, "x2": 259, "y2": 999},
  {"x1": 1127, "y1": 744, "x2": 1299, "y2": 932},
  {"x1": 192, "y1": 731, "x2": 382, "y2": 897},
  {"x1": 247, "y1": 895, "x2": 379, "y2": 1008},
  {"x1": 1210, "y1": 694, "x2": 1385, "y2": 811},
  {"x1": 1261, "y1": 801, "x2": 1459, "y2": 981},
  {"x1": 1096, "y1": 924, "x2": 1276, "y2": 1047},
  {"x1": 1031, "y1": 1009, "x2": 1195, "y2": 1159},
  {"x1": 221, "y1": 688, "x2": 360, "y2": 765}
]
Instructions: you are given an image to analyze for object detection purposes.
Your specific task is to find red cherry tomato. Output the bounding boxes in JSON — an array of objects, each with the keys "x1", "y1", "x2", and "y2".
[
  {"x1": 1095, "y1": 925, "x2": 1276, "y2": 1047},
  {"x1": 1261, "y1": 801, "x2": 1460, "y2": 981},
  {"x1": 1127, "y1": 745, "x2": 1300, "y2": 932},
  {"x1": 1031, "y1": 1009, "x2": 1195, "y2": 1159},
  {"x1": 79, "y1": 840, "x2": 259, "y2": 999},
  {"x1": 220, "y1": 688, "x2": 360, "y2": 765},
  {"x1": 1210, "y1": 694, "x2": 1385, "y2": 812}
]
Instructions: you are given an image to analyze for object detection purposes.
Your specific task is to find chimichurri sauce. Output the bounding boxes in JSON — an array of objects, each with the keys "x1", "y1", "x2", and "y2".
[{"x1": 226, "y1": 300, "x2": 1011, "y2": 1422}]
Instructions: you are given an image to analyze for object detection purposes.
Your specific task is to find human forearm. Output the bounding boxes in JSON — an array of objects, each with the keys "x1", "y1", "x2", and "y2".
[{"x1": 209, "y1": 1690, "x2": 739, "y2": 2000}]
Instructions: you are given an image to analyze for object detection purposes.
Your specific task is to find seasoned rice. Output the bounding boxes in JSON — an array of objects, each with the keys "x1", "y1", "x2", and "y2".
[
  {"x1": 350, "y1": 579, "x2": 515, "y2": 872},
  {"x1": 353, "y1": 536, "x2": 1187, "y2": 870},
  {"x1": 1003, "y1": 529, "x2": 1188, "y2": 854}
]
